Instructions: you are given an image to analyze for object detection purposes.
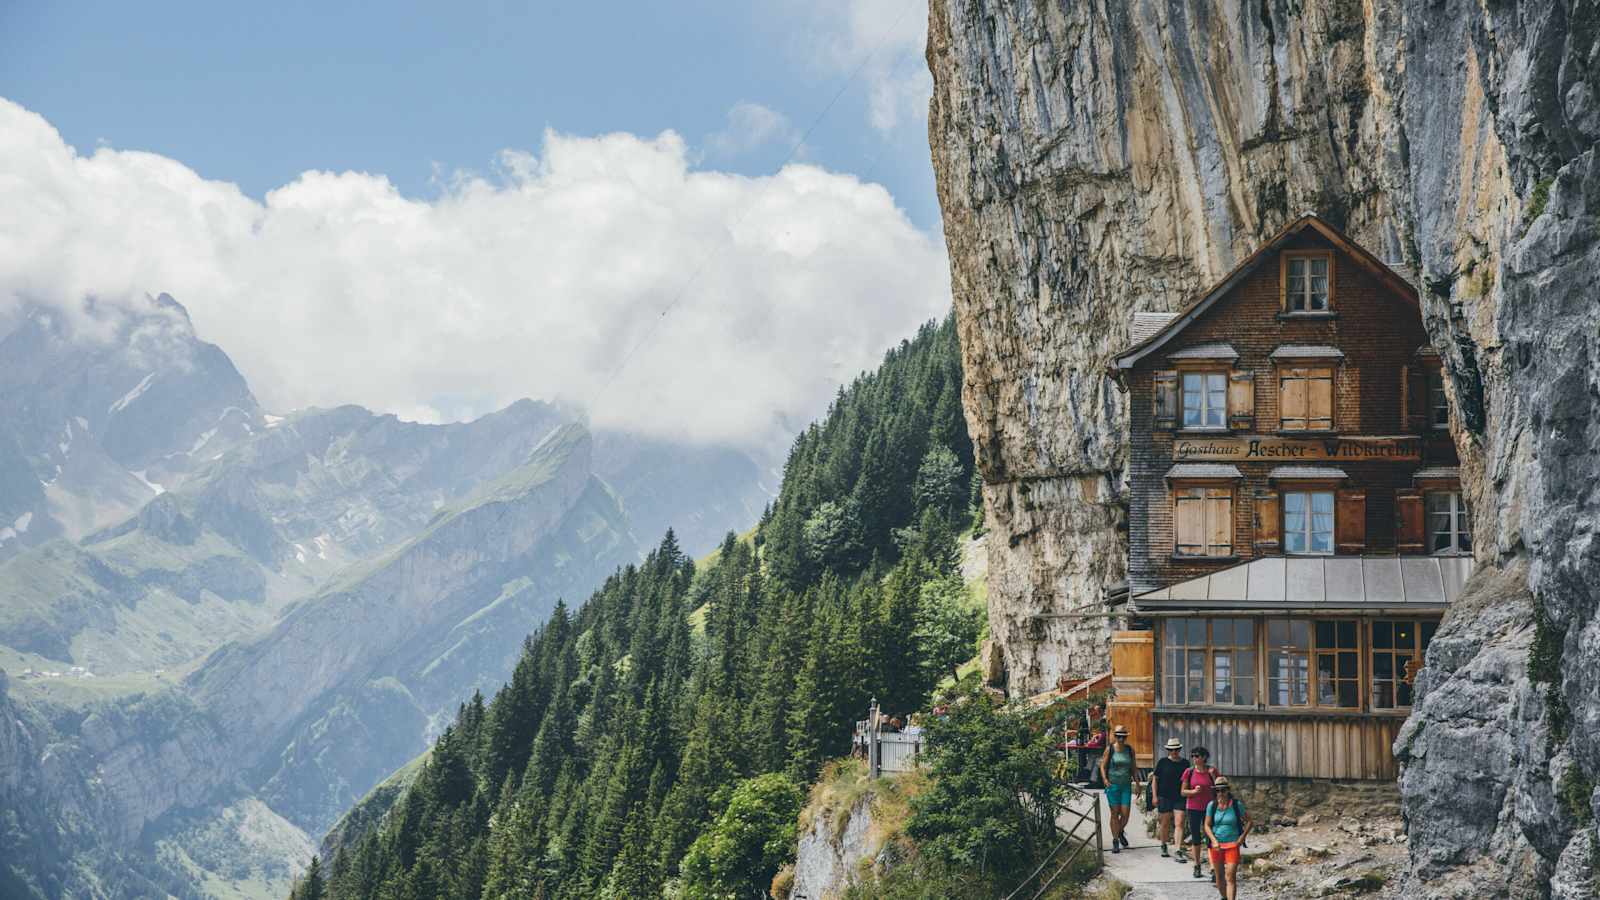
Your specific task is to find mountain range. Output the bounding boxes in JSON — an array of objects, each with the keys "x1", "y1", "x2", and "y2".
[{"x1": 0, "y1": 294, "x2": 770, "y2": 900}]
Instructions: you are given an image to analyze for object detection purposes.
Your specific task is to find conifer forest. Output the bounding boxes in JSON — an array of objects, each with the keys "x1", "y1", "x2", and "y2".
[{"x1": 303, "y1": 317, "x2": 991, "y2": 899}]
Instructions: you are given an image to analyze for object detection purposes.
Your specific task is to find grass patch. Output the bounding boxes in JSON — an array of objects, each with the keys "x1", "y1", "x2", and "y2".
[{"x1": 1523, "y1": 176, "x2": 1555, "y2": 235}]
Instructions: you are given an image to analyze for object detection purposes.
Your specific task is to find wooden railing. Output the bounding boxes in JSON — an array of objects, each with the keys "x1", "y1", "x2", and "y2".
[{"x1": 1001, "y1": 779, "x2": 1103, "y2": 900}]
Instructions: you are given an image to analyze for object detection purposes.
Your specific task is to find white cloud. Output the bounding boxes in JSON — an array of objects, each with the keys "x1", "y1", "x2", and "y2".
[
  {"x1": 793, "y1": 0, "x2": 931, "y2": 133},
  {"x1": 706, "y1": 101, "x2": 802, "y2": 157},
  {"x1": 0, "y1": 98, "x2": 950, "y2": 450}
]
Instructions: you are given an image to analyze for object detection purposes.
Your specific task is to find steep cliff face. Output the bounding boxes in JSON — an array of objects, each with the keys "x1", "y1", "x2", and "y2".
[{"x1": 928, "y1": 1, "x2": 1599, "y2": 896}]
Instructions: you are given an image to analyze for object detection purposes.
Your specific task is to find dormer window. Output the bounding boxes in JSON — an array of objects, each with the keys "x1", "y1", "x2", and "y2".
[
  {"x1": 1181, "y1": 372, "x2": 1227, "y2": 429},
  {"x1": 1283, "y1": 252, "x2": 1333, "y2": 312}
]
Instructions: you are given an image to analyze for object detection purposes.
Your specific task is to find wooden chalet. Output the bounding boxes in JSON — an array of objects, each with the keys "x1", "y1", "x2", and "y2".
[{"x1": 1104, "y1": 214, "x2": 1470, "y2": 779}]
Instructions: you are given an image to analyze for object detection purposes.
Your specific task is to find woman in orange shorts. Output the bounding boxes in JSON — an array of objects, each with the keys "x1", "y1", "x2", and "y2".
[{"x1": 1202, "y1": 776, "x2": 1251, "y2": 899}]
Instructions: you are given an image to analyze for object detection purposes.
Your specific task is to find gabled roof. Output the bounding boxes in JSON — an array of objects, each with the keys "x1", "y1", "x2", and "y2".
[
  {"x1": 1130, "y1": 312, "x2": 1180, "y2": 343},
  {"x1": 1115, "y1": 214, "x2": 1419, "y2": 370}
]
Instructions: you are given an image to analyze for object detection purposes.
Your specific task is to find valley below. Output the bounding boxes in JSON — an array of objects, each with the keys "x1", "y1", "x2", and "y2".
[{"x1": 0, "y1": 295, "x2": 770, "y2": 899}]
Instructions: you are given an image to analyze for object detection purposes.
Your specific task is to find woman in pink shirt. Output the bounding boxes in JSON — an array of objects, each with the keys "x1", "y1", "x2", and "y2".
[{"x1": 1179, "y1": 746, "x2": 1220, "y2": 880}]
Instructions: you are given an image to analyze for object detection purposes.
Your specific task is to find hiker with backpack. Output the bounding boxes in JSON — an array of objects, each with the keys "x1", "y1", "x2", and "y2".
[
  {"x1": 1098, "y1": 725, "x2": 1141, "y2": 853},
  {"x1": 1150, "y1": 737, "x2": 1189, "y2": 859},
  {"x1": 1203, "y1": 775, "x2": 1251, "y2": 900},
  {"x1": 1180, "y1": 746, "x2": 1221, "y2": 879}
]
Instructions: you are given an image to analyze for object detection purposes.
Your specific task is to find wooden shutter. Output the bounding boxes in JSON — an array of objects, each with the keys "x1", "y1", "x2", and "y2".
[
  {"x1": 1253, "y1": 489, "x2": 1281, "y2": 552},
  {"x1": 1228, "y1": 371, "x2": 1255, "y2": 430},
  {"x1": 1208, "y1": 489, "x2": 1234, "y2": 556},
  {"x1": 1395, "y1": 489, "x2": 1425, "y2": 553},
  {"x1": 1309, "y1": 369, "x2": 1334, "y2": 430},
  {"x1": 1280, "y1": 369, "x2": 1306, "y2": 430},
  {"x1": 1336, "y1": 489, "x2": 1367, "y2": 554},
  {"x1": 1154, "y1": 371, "x2": 1177, "y2": 430},
  {"x1": 1174, "y1": 487, "x2": 1203, "y2": 555}
]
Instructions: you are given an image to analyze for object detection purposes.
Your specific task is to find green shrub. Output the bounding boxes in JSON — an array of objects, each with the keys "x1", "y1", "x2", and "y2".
[
  {"x1": 905, "y1": 685, "x2": 1062, "y2": 879},
  {"x1": 681, "y1": 773, "x2": 805, "y2": 900}
]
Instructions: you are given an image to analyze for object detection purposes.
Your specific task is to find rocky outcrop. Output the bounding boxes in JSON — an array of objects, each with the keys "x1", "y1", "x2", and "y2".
[
  {"x1": 927, "y1": 0, "x2": 1599, "y2": 895},
  {"x1": 789, "y1": 797, "x2": 879, "y2": 900}
]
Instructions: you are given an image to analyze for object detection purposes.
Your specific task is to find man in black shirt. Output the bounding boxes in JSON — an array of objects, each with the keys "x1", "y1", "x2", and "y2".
[{"x1": 1151, "y1": 737, "x2": 1190, "y2": 859}]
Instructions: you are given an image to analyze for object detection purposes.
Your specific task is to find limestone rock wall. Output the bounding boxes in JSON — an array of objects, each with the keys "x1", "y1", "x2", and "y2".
[{"x1": 927, "y1": 1, "x2": 1599, "y2": 895}]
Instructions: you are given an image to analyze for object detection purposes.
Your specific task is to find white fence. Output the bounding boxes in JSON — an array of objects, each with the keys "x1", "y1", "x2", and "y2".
[{"x1": 857, "y1": 702, "x2": 924, "y2": 777}]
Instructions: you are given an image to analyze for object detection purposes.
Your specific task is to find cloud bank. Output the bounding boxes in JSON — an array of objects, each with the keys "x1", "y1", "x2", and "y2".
[{"x1": 0, "y1": 99, "x2": 950, "y2": 448}]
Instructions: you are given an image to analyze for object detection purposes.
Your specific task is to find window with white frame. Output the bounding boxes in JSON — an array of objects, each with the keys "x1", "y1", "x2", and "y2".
[
  {"x1": 1426, "y1": 491, "x2": 1470, "y2": 554},
  {"x1": 1286, "y1": 255, "x2": 1331, "y2": 311},
  {"x1": 1181, "y1": 372, "x2": 1227, "y2": 429},
  {"x1": 1428, "y1": 371, "x2": 1450, "y2": 429},
  {"x1": 1283, "y1": 491, "x2": 1335, "y2": 555}
]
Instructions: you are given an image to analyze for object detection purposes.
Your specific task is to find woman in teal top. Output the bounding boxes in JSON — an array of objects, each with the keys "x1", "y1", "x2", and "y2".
[
  {"x1": 1202, "y1": 776, "x2": 1251, "y2": 900},
  {"x1": 1099, "y1": 725, "x2": 1141, "y2": 853}
]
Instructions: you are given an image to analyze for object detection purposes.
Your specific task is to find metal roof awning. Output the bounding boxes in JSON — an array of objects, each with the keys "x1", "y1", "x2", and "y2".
[
  {"x1": 1413, "y1": 466, "x2": 1461, "y2": 481},
  {"x1": 1168, "y1": 342, "x2": 1239, "y2": 361},
  {"x1": 1132, "y1": 555, "x2": 1474, "y2": 612},
  {"x1": 1268, "y1": 466, "x2": 1348, "y2": 480},
  {"x1": 1167, "y1": 464, "x2": 1244, "y2": 480},
  {"x1": 1271, "y1": 344, "x2": 1346, "y2": 360}
]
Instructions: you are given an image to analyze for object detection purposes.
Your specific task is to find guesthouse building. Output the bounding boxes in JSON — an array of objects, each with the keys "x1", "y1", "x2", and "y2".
[{"x1": 1105, "y1": 214, "x2": 1471, "y2": 779}]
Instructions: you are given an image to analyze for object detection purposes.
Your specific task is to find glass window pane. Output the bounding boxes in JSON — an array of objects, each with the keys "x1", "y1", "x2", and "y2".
[
  {"x1": 1375, "y1": 681, "x2": 1394, "y2": 709},
  {"x1": 1338, "y1": 651, "x2": 1358, "y2": 678},
  {"x1": 1374, "y1": 654, "x2": 1393, "y2": 678},
  {"x1": 1395, "y1": 622, "x2": 1415, "y2": 650},
  {"x1": 1186, "y1": 619, "x2": 1207, "y2": 644},
  {"x1": 1293, "y1": 657, "x2": 1310, "y2": 704},
  {"x1": 1421, "y1": 621, "x2": 1438, "y2": 650},
  {"x1": 1188, "y1": 650, "x2": 1205, "y2": 702},
  {"x1": 1268, "y1": 619, "x2": 1287, "y2": 647},
  {"x1": 1312, "y1": 492, "x2": 1334, "y2": 514},
  {"x1": 1398, "y1": 681, "x2": 1414, "y2": 706},
  {"x1": 1166, "y1": 619, "x2": 1183, "y2": 645},
  {"x1": 1213, "y1": 651, "x2": 1232, "y2": 704},
  {"x1": 1337, "y1": 621, "x2": 1357, "y2": 648},
  {"x1": 1234, "y1": 619, "x2": 1256, "y2": 646},
  {"x1": 1316, "y1": 621, "x2": 1335, "y2": 649},
  {"x1": 1289, "y1": 620, "x2": 1310, "y2": 649},
  {"x1": 1374, "y1": 621, "x2": 1393, "y2": 650},
  {"x1": 1212, "y1": 618, "x2": 1232, "y2": 647},
  {"x1": 1311, "y1": 258, "x2": 1328, "y2": 277},
  {"x1": 1338, "y1": 681, "x2": 1358, "y2": 708},
  {"x1": 1236, "y1": 650, "x2": 1255, "y2": 682}
]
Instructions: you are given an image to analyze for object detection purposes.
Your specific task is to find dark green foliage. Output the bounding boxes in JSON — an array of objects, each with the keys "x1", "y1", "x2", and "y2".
[
  {"x1": 317, "y1": 316, "x2": 981, "y2": 899},
  {"x1": 905, "y1": 685, "x2": 1063, "y2": 879},
  {"x1": 679, "y1": 773, "x2": 804, "y2": 900},
  {"x1": 1558, "y1": 765, "x2": 1595, "y2": 828},
  {"x1": 1528, "y1": 602, "x2": 1572, "y2": 745}
]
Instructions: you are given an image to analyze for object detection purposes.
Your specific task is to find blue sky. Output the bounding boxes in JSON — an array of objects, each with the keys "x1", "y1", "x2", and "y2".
[
  {"x1": 0, "y1": 0, "x2": 941, "y2": 229},
  {"x1": 0, "y1": 1, "x2": 950, "y2": 448}
]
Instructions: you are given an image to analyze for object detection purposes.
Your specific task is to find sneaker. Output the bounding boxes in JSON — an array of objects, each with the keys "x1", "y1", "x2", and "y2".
[
  {"x1": 1111, "y1": 842, "x2": 1120, "y2": 854},
  {"x1": 1160, "y1": 843, "x2": 1169, "y2": 858},
  {"x1": 1193, "y1": 863, "x2": 1204, "y2": 879}
]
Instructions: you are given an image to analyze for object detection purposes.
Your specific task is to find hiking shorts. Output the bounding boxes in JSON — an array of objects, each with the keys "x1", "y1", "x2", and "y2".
[
  {"x1": 1104, "y1": 783, "x2": 1133, "y2": 807},
  {"x1": 1157, "y1": 796, "x2": 1183, "y2": 814},
  {"x1": 1209, "y1": 842, "x2": 1241, "y2": 867}
]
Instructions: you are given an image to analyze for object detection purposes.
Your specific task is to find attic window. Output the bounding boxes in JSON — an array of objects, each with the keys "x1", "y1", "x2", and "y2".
[{"x1": 1283, "y1": 252, "x2": 1333, "y2": 312}]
